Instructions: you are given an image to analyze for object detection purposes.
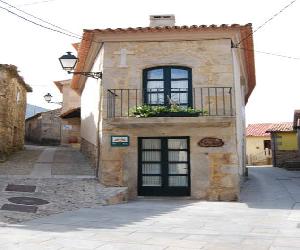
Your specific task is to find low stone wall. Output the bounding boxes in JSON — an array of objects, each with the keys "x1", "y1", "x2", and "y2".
[
  {"x1": 80, "y1": 138, "x2": 97, "y2": 168},
  {"x1": 274, "y1": 150, "x2": 300, "y2": 167}
]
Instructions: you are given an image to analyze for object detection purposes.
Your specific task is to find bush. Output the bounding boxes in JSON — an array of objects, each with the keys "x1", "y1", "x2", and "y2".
[{"x1": 130, "y1": 104, "x2": 207, "y2": 118}]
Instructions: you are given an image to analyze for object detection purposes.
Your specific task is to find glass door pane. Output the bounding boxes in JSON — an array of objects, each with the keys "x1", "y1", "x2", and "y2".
[
  {"x1": 167, "y1": 138, "x2": 189, "y2": 188},
  {"x1": 141, "y1": 139, "x2": 162, "y2": 187},
  {"x1": 169, "y1": 163, "x2": 188, "y2": 174},
  {"x1": 169, "y1": 176, "x2": 188, "y2": 186}
]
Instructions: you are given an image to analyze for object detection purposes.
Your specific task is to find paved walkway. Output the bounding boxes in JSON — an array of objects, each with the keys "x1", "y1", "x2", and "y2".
[
  {"x1": 0, "y1": 166, "x2": 299, "y2": 249},
  {"x1": 0, "y1": 146, "x2": 127, "y2": 224},
  {"x1": 0, "y1": 145, "x2": 95, "y2": 178}
]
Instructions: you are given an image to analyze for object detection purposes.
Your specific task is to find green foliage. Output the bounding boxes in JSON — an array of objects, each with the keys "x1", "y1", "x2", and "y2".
[{"x1": 130, "y1": 104, "x2": 207, "y2": 118}]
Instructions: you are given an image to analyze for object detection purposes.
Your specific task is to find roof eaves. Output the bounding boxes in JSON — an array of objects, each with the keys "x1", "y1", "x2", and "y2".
[{"x1": 73, "y1": 23, "x2": 254, "y2": 94}]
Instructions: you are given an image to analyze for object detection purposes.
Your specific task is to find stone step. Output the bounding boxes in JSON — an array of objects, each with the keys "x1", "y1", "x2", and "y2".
[{"x1": 99, "y1": 187, "x2": 128, "y2": 205}]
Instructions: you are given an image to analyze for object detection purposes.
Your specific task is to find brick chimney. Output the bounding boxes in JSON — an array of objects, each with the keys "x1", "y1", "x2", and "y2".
[{"x1": 149, "y1": 15, "x2": 175, "y2": 27}]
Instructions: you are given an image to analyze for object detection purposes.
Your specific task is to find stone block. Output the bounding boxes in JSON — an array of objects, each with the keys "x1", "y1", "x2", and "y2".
[{"x1": 101, "y1": 160, "x2": 123, "y2": 186}]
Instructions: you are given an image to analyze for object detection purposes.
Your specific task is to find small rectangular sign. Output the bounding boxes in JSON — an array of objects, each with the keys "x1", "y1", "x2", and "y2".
[
  {"x1": 63, "y1": 125, "x2": 72, "y2": 130},
  {"x1": 111, "y1": 136, "x2": 129, "y2": 147}
]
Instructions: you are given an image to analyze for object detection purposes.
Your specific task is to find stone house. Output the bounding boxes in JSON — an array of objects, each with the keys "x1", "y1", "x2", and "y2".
[
  {"x1": 246, "y1": 123, "x2": 272, "y2": 165},
  {"x1": 25, "y1": 109, "x2": 61, "y2": 145},
  {"x1": 69, "y1": 15, "x2": 256, "y2": 200},
  {"x1": 54, "y1": 79, "x2": 81, "y2": 145},
  {"x1": 267, "y1": 122, "x2": 299, "y2": 169},
  {"x1": 0, "y1": 64, "x2": 32, "y2": 161}
]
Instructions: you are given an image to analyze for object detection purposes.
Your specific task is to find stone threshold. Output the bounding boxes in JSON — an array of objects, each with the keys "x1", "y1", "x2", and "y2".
[{"x1": 106, "y1": 116, "x2": 235, "y2": 128}]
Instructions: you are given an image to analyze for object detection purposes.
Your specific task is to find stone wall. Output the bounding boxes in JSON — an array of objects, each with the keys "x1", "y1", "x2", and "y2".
[
  {"x1": 273, "y1": 150, "x2": 300, "y2": 168},
  {"x1": 80, "y1": 137, "x2": 97, "y2": 168},
  {"x1": 25, "y1": 116, "x2": 42, "y2": 143},
  {"x1": 0, "y1": 65, "x2": 31, "y2": 161},
  {"x1": 61, "y1": 117, "x2": 81, "y2": 144},
  {"x1": 96, "y1": 39, "x2": 242, "y2": 201},
  {"x1": 25, "y1": 109, "x2": 61, "y2": 145},
  {"x1": 100, "y1": 117, "x2": 239, "y2": 201}
]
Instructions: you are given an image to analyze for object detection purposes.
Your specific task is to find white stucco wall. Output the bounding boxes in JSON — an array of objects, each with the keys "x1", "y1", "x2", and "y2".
[
  {"x1": 80, "y1": 46, "x2": 104, "y2": 145},
  {"x1": 232, "y1": 47, "x2": 246, "y2": 175}
]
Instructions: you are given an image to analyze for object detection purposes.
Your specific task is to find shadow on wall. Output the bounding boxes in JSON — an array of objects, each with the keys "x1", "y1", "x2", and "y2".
[{"x1": 80, "y1": 112, "x2": 98, "y2": 168}]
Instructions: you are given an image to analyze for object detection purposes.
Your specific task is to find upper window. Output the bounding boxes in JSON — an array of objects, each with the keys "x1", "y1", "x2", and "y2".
[{"x1": 143, "y1": 66, "x2": 192, "y2": 107}]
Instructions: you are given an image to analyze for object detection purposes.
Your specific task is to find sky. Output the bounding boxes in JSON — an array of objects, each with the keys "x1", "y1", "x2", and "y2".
[{"x1": 0, "y1": 0, "x2": 299, "y2": 124}]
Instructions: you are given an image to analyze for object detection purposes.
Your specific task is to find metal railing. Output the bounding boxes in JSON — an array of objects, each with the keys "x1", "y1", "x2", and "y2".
[{"x1": 107, "y1": 87, "x2": 234, "y2": 118}]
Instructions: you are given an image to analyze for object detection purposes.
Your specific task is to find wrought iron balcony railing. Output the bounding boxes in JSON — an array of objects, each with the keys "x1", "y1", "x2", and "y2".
[{"x1": 106, "y1": 87, "x2": 234, "y2": 118}]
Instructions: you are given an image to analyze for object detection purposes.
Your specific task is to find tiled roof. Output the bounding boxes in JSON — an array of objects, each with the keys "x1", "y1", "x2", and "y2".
[
  {"x1": 60, "y1": 107, "x2": 80, "y2": 118},
  {"x1": 71, "y1": 23, "x2": 255, "y2": 102},
  {"x1": 84, "y1": 23, "x2": 252, "y2": 33},
  {"x1": 266, "y1": 122, "x2": 294, "y2": 132},
  {"x1": 246, "y1": 123, "x2": 272, "y2": 137},
  {"x1": 72, "y1": 43, "x2": 79, "y2": 51}
]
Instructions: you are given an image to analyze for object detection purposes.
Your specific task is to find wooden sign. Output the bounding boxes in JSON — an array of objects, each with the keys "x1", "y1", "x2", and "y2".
[
  {"x1": 111, "y1": 135, "x2": 130, "y2": 147},
  {"x1": 198, "y1": 137, "x2": 224, "y2": 147}
]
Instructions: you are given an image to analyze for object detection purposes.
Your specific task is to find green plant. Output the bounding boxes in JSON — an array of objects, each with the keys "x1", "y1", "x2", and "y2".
[{"x1": 130, "y1": 104, "x2": 207, "y2": 117}]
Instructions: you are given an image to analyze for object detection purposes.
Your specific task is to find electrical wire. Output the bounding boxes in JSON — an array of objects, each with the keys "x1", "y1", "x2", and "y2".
[
  {"x1": 0, "y1": 0, "x2": 81, "y2": 38},
  {"x1": 238, "y1": 47, "x2": 300, "y2": 60},
  {"x1": 18, "y1": 0, "x2": 56, "y2": 6},
  {"x1": 1, "y1": 0, "x2": 300, "y2": 61},
  {"x1": 0, "y1": 5, "x2": 80, "y2": 39},
  {"x1": 236, "y1": 0, "x2": 298, "y2": 46}
]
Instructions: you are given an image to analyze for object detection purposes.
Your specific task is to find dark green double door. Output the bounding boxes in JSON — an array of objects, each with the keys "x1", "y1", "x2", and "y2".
[{"x1": 138, "y1": 137, "x2": 190, "y2": 196}]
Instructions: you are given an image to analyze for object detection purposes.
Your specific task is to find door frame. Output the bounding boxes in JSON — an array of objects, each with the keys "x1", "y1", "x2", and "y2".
[{"x1": 138, "y1": 136, "x2": 191, "y2": 196}]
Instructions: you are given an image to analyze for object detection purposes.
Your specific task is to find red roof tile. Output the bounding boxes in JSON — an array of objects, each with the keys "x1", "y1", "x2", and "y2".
[
  {"x1": 266, "y1": 122, "x2": 294, "y2": 132},
  {"x1": 246, "y1": 123, "x2": 272, "y2": 137},
  {"x1": 84, "y1": 23, "x2": 252, "y2": 33}
]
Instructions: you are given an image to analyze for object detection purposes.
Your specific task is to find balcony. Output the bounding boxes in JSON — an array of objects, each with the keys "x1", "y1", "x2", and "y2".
[{"x1": 106, "y1": 87, "x2": 234, "y2": 120}]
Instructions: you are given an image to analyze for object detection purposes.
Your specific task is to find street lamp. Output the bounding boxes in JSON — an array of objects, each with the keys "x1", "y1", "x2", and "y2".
[
  {"x1": 44, "y1": 93, "x2": 62, "y2": 105},
  {"x1": 58, "y1": 52, "x2": 102, "y2": 79}
]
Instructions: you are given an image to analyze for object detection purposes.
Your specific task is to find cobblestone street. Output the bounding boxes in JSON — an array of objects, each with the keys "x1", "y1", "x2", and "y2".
[
  {"x1": 0, "y1": 164, "x2": 299, "y2": 249},
  {"x1": 1, "y1": 147, "x2": 300, "y2": 249},
  {"x1": 0, "y1": 146, "x2": 127, "y2": 224}
]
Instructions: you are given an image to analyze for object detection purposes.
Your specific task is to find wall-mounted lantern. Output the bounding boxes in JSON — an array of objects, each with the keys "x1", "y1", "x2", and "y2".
[{"x1": 58, "y1": 52, "x2": 102, "y2": 79}]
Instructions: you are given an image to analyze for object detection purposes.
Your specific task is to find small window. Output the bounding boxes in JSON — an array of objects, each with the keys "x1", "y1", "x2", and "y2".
[{"x1": 143, "y1": 66, "x2": 192, "y2": 107}]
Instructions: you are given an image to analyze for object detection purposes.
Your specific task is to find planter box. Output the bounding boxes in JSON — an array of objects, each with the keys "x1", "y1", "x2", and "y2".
[{"x1": 149, "y1": 112, "x2": 201, "y2": 117}]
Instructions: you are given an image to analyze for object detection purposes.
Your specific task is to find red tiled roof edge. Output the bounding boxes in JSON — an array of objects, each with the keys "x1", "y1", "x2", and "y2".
[
  {"x1": 83, "y1": 23, "x2": 252, "y2": 33},
  {"x1": 71, "y1": 32, "x2": 94, "y2": 89},
  {"x1": 246, "y1": 123, "x2": 272, "y2": 137},
  {"x1": 266, "y1": 122, "x2": 294, "y2": 133}
]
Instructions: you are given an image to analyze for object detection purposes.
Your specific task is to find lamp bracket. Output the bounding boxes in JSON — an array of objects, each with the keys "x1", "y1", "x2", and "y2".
[{"x1": 67, "y1": 71, "x2": 102, "y2": 79}]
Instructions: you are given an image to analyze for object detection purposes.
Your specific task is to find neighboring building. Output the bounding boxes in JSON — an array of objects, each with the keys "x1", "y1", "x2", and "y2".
[
  {"x1": 266, "y1": 122, "x2": 298, "y2": 168},
  {"x1": 25, "y1": 109, "x2": 61, "y2": 145},
  {"x1": 293, "y1": 109, "x2": 300, "y2": 146},
  {"x1": 0, "y1": 64, "x2": 32, "y2": 161},
  {"x1": 69, "y1": 15, "x2": 256, "y2": 200},
  {"x1": 54, "y1": 80, "x2": 81, "y2": 145},
  {"x1": 26, "y1": 104, "x2": 48, "y2": 119},
  {"x1": 246, "y1": 123, "x2": 272, "y2": 165}
]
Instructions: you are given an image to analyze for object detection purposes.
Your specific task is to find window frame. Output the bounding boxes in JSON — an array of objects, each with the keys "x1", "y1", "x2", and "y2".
[{"x1": 143, "y1": 66, "x2": 193, "y2": 107}]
